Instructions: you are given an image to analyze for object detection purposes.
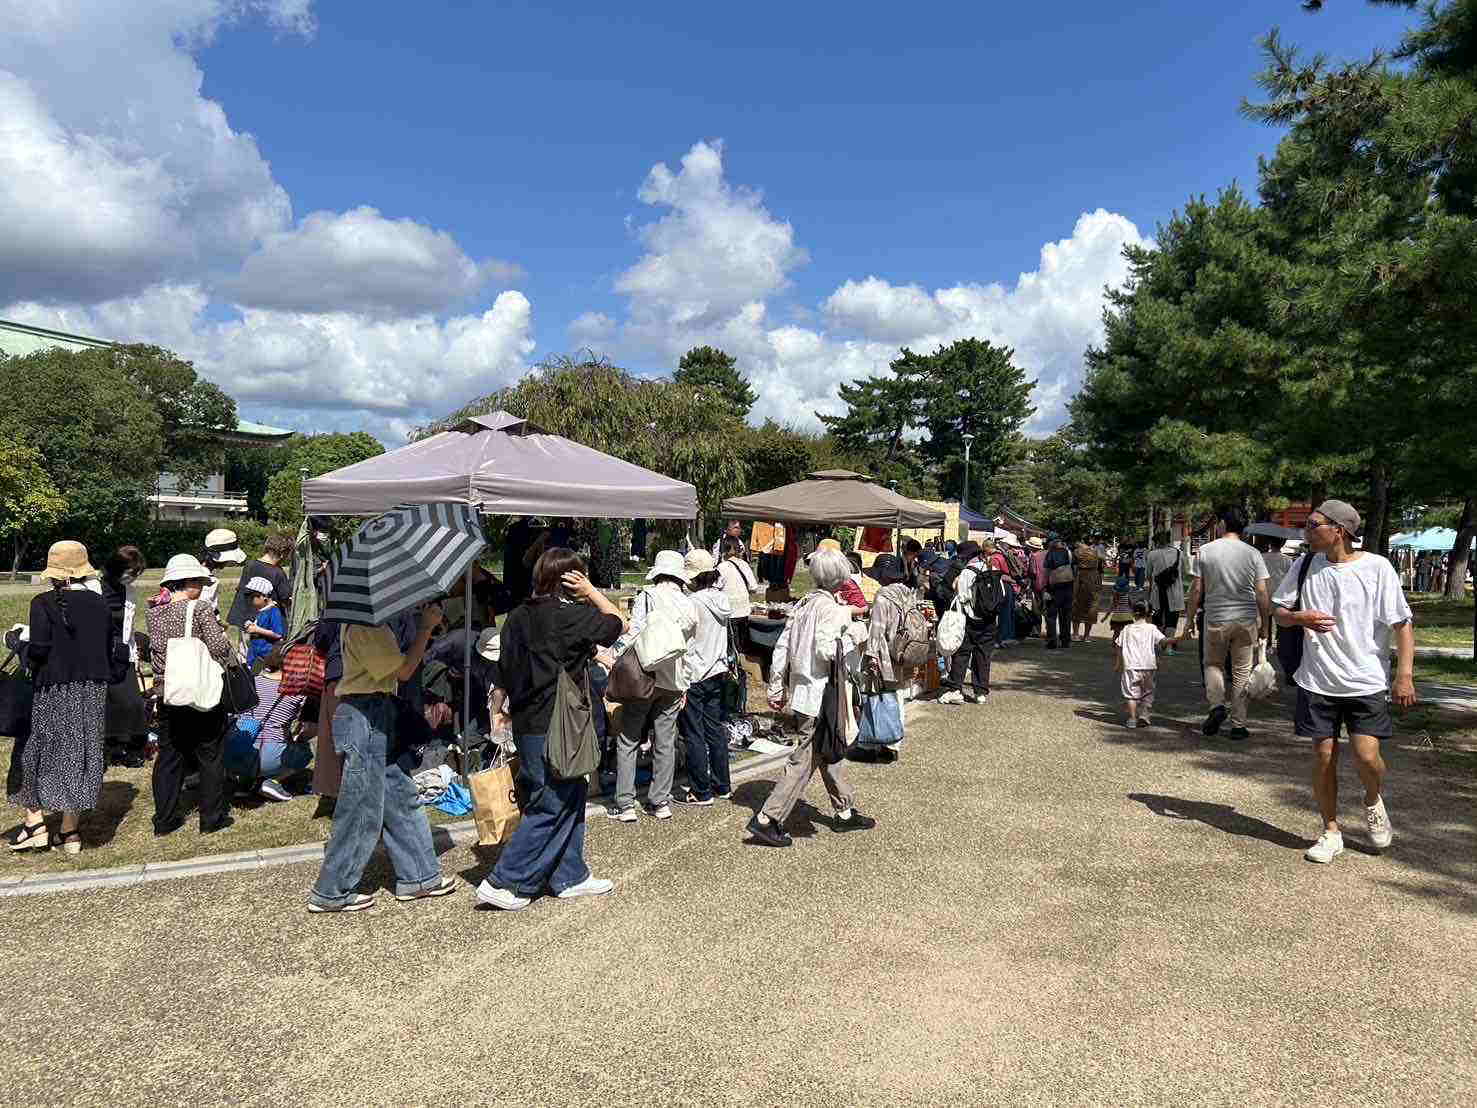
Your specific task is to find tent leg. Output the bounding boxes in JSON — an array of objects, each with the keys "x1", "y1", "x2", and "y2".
[{"x1": 462, "y1": 559, "x2": 474, "y2": 769}]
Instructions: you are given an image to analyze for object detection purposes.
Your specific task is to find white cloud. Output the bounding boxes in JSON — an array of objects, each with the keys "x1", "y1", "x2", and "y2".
[
  {"x1": 615, "y1": 140, "x2": 808, "y2": 340},
  {"x1": 226, "y1": 206, "x2": 521, "y2": 316},
  {"x1": 0, "y1": 2, "x2": 302, "y2": 303},
  {"x1": 3, "y1": 286, "x2": 536, "y2": 441},
  {"x1": 590, "y1": 141, "x2": 1147, "y2": 433}
]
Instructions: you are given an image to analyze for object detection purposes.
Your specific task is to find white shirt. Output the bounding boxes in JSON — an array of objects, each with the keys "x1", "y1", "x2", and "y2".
[
  {"x1": 683, "y1": 587, "x2": 733, "y2": 684},
  {"x1": 1117, "y1": 621, "x2": 1165, "y2": 670},
  {"x1": 1193, "y1": 537, "x2": 1268, "y2": 625},
  {"x1": 768, "y1": 590, "x2": 866, "y2": 718},
  {"x1": 717, "y1": 557, "x2": 759, "y2": 618},
  {"x1": 1273, "y1": 553, "x2": 1411, "y2": 697}
]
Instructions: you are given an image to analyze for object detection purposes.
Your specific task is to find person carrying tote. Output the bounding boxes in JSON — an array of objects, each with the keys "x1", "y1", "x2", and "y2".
[
  {"x1": 476, "y1": 549, "x2": 626, "y2": 911},
  {"x1": 673, "y1": 550, "x2": 734, "y2": 806},
  {"x1": 147, "y1": 554, "x2": 239, "y2": 837},
  {"x1": 748, "y1": 547, "x2": 878, "y2": 848},
  {"x1": 8, "y1": 541, "x2": 118, "y2": 856},
  {"x1": 607, "y1": 550, "x2": 698, "y2": 824},
  {"x1": 858, "y1": 553, "x2": 916, "y2": 762}
]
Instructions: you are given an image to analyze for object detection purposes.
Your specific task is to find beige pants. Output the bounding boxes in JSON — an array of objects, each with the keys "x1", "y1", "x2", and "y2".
[
  {"x1": 761, "y1": 713, "x2": 855, "y2": 822},
  {"x1": 1204, "y1": 620, "x2": 1259, "y2": 727}
]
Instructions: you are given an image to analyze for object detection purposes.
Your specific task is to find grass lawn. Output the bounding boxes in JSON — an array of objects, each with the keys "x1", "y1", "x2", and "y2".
[
  {"x1": 1412, "y1": 654, "x2": 1477, "y2": 688},
  {"x1": 1409, "y1": 593, "x2": 1476, "y2": 650},
  {"x1": 0, "y1": 568, "x2": 247, "y2": 642}
]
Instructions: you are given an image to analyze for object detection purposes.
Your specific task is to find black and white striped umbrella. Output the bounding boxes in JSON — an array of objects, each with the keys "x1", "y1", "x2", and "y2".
[{"x1": 323, "y1": 503, "x2": 486, "y2": 626}]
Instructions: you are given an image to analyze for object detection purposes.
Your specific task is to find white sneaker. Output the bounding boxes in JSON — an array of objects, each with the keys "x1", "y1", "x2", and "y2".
[
  {"x1": 1304, "y1": 830, "x2": 1345, "y2": 864},
  {"x1": 648, "y1": 803, "x2": 673, "y2": 820},
  {"x1": 1365, "y1": 797, "x2": 1393, "y2": 850},
  {"x1": 939, "y1": 690, "x2": 964, "y2": 705},
  {"x1": 556, "y1": 875, "x2": 614, "y2": 899},
  {"x1": 258, "y1": 779, "x2": 292, "y2": 802},
  {"x1": 475, "y1": 881, "x2": 531, "y2": 911},
  {"x1": 1125, "y1": 717, "x2": 1138, "y2": 729},
  {"x1": 606, "y1": 806, "x2": 638, "y2": 823}
]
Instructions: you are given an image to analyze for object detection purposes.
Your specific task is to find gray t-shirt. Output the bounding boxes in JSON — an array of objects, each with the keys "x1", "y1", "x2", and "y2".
[{"x1": 1193, "y1": 537, "x2": 1268, "y2": 625}]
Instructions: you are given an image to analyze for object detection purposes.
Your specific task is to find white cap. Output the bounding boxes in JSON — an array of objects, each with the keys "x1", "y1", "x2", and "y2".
[{"x1": 243, "y1": 576, "x2": 274, "y2": 596}]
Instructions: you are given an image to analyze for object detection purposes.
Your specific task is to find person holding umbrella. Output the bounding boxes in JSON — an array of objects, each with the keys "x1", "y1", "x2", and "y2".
[{"x1": 309, "y1": 504, "x2": 486, "y2": 914}]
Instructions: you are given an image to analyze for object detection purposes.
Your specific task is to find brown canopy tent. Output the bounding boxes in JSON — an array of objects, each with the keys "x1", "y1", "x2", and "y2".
[{"x1": 720, "y1": 470, "x2": 945, "y2": 529}]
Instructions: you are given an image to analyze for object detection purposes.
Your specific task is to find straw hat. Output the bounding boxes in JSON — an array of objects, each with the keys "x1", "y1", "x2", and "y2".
[
  {"x1": 39, "y1": 540, "x2": 97, "y2": 582},
  {"x1": 1027, "y1": 536, "x2": 1045, "y2": 550},
  {"x1": 159, "y1": 553, "x2": 215, "y2": 586},
  {"x1": 204, "y1": 528, "x2": 246, "y2": 565},
  {"x1": 646, "y1": 550, "x2": 691, "y2": 584}
]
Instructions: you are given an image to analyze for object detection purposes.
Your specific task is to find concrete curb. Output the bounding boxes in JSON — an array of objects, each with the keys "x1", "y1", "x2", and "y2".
[{"x1": 2, "y1": 745, "x2": 797, "y2": 899}]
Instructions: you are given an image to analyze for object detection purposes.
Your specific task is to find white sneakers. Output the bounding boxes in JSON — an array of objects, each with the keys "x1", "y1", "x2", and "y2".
[
  {"x1": 607, "y1": 806, "x2": 638, "y2": 823},
  {"x1": 938, "y1": 689, "x2": 965, "y2": 705},
  {"x1": 1304, "y1": 830, "x2": 1345, "y2": 864},
  {"x1": 556, "y1": 876, "x2": 614, "y2": 899},
  {"x1": 1305, "y1": 798, "x2": 1393, "y2": 864},
  {"x1": 1366, "y1": 797, "x2": 1394, "y2": 850},
  {"x1": 648, "y1": 803, "x2": 673, "y2": 820},
  {"x1": 475, "y1": 881, "x2": 531, "y2": 911},
  {"x1": 475, "y1": 877, "x2": 615, "y2": 907}
]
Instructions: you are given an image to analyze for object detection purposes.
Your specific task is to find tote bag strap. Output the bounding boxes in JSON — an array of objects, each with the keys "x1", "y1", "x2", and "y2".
[{"x1": 183, "y1": 599, "x2": 198, "y2": 642}]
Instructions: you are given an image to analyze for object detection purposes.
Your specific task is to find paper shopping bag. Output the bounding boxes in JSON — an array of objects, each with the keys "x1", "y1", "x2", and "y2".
[{"x1": 470, "y1": 757, "x2": 522, "y2": 846}]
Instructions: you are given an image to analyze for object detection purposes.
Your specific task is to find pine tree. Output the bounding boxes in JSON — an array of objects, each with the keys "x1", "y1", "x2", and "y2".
[{"x1": 673, "y1": 346, "x2": 757, "y2": 421}]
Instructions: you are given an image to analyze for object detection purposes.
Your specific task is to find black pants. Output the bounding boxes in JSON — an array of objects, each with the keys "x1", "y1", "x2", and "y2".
[
  {"x1": 1047, "y1": 585, "x2": 1074, "y2": 646},
  {"x1": 946, "y1": 617, "x2": 996, "y2": 695},
  {"x1": 154, "y1": 703, "x2": 230, "y2": 831}
]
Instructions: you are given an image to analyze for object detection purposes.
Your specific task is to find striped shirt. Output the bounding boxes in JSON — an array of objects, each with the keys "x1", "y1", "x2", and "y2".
[{"x1": 247, "y1": 675, "x2": 305, "y2": 747}]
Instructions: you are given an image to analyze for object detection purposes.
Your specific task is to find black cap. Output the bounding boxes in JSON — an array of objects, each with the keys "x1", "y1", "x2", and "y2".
[{"x1": 956, "y1": 540, "x2": 982, "y2": 563}]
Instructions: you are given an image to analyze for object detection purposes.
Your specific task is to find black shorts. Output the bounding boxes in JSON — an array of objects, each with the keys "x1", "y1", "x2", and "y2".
[{"x1": 1295, "y1": 687, "x2": 1393, "y2": 740}]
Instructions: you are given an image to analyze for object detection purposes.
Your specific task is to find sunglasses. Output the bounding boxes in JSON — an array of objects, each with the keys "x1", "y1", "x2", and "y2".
[{"x1": 1304, "y1": 517, "x2": 1337, "y2": 531}]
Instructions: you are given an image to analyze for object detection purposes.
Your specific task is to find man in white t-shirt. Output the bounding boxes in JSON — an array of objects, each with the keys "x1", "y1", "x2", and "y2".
[
  {"x1": 1273, "y1": 500, "x2": 1415, "y2": 864},
  {"x1": 1175, "y1": 507, "x2": 1270, "y2": 740}
]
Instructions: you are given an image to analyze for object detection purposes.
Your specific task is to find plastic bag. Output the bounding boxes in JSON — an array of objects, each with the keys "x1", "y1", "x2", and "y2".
[{"x1": 1246, "y1": 642, "x2": 1279, "y2": 701}]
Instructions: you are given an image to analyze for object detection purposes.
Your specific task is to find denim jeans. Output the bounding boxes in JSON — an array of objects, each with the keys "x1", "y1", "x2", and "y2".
[
  {"x1": 679, "y1": 674, "x2": 730, "y2": 800},
  {"x1": 997, "y1": 587, "x2": 1017, "y2": 642},
  {"x1": 490, "y1": 732, "x2": 590, "y2": 897},
  {"x1": 616, "y1": 689, "x2": 682, "y2": 810},
  {"x1": 310, "y1": 693, "x2": 442, "y2": 908}
]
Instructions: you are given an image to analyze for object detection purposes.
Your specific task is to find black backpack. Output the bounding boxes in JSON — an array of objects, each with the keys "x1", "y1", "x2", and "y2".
[
  {"x1": 971, "y1": 565, "x2": 1007, "y2": 618},
  {"x1": 931, "y1": 558, "x2": 965, "y2": 608}
]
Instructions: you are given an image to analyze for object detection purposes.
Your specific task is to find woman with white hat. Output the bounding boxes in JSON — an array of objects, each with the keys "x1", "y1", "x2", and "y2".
[
  {"x1": 146, "y1": 553, "x2": 239, "y2": 836},
  {"x1": 198, "y1": 528, "x2": 246, "y2": 614},
  {"x1": 608, "y1": 550, "x2": 698, "y2": 823},
  {"x1": 8, "y1": 541, "x2": 118, "y2": 855}
]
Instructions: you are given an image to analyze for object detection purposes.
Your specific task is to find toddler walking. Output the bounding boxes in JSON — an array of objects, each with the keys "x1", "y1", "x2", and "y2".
[{"x1": 1114, "y1": 601, "x2": 1171, "y2": 728}]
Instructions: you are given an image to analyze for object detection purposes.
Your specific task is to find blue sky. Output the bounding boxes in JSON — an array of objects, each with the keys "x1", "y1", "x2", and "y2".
[{"x1": 1, "y1": 1, "x2": 1417, "y2": 441}]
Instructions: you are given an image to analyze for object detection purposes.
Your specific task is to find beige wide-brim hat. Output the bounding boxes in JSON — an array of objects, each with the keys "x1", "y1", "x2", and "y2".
[
  {"x1": 39, "y1": 540, "x2": 98, "y2": 581},
  {"x1": 683, "y1": 549, "x2": 716, "y2": 576},
  {"x1": 205, "y1": 528, "x2": 246, "y2": 565},
  {"x1": 1027, "y1": 536, "x2": 1045, "y2": 550},
  {"x1": 646, "y1": 550, "x2": 691, "y2": 584},
  {"x1": 160, "y1": 553, "x2": 216, "y2": 586}
]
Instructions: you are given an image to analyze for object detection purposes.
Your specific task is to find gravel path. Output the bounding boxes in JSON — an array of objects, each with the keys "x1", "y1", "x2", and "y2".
[{"x1": 3, "y1": 636, "x2": 1473, "y2": 1106}]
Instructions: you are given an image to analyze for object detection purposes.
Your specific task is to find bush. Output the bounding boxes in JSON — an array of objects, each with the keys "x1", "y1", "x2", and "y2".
[{"x1": 18, "y1": 519, "x2": 280, "y2": 574}]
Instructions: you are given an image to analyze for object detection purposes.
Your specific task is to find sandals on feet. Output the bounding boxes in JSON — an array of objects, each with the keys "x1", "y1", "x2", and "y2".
[
  {"x1": 8, "y1": 821, "x2": 49, "y2": 852},
  {"x1": 57, "y1": 830, "x2": 82, "y2": 856}
]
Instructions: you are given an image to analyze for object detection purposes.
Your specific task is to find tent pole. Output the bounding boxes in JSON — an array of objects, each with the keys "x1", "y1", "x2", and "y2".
[{"x1": 462, "y1": 557, "x2": 474, "y2": 764}]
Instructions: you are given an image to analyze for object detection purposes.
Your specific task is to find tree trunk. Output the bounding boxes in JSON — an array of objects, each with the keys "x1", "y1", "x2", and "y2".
[
  {"x1": 1364, "y1": 466, "x2": 1390, "y2": 555},
  {"x1": 10, "y1": 538, "x2": 24, "y2": 582},
  {"x1": 1444, "y1": 496, "x2": 1475, "y2": 602}
]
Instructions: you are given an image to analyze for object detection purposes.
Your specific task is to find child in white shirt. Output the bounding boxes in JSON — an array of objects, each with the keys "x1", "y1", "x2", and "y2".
[{"x1": 1115, "y1": 601, "x2": 1171, "y2": 727}]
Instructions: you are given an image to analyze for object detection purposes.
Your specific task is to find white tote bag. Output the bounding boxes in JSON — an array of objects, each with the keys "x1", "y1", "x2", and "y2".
[
  {"x1": 634, "y1": 608, "x2": 686, "y2": 669},
  {"x1": 936, "y1": 596, "x2": 966, "y2": 656},
  {"x1": 1246, "y1": 641, "x2": 1279, "y2": 701},
  {"x1": 163, "y1": 600, "x2": 224, "y2": 710}
]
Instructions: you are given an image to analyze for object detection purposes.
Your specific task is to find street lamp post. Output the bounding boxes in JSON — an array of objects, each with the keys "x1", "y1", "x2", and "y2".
[{"x1": 961, "y1": 433, "x2": 975, "y2": 543}]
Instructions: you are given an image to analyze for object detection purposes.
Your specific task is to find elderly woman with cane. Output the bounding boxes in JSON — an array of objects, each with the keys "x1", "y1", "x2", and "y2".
[{"x1": 747, "y1": 547, "x2": 877, "y2": 847}]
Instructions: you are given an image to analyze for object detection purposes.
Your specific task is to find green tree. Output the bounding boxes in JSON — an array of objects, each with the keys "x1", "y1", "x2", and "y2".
[
  {"x1": 674, "y1": 345, "x2": 757, "y2": 421},
  {"x1": 0, "y1": 441, "x2": 68, "y2": 578},
  {"x1": 815, "y1": 348, "x2": 933, "y2": 493},
  {"x1": 264, "y1": 432, "x2": 386, "y2": 528},
  {"x1": 116, "y1": 344, "x2": 237, "y2": 491},
  {"x1": 914, "y1": 338, "x2": 1036, "y2": 513},
  {"x1": 0, "y1": 347, "x2": 165, "y2": 567},
  {"x1": 736, "y1": 420, "x2": 822, "y2": 496}
]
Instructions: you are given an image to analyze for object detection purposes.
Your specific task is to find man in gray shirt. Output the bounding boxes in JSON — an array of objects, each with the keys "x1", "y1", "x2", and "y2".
[{"x1": 1175, "y1": 507, "x2": 1270, "y2": 739}]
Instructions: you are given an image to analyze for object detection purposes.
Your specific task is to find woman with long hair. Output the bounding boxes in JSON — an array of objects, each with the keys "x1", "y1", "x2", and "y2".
[
  {"x1": 9, "y1": 542, "x2": 117, "y2": 855},
  {"x1": 476, "y1": 548, "x2": 626, "y2": 910}
]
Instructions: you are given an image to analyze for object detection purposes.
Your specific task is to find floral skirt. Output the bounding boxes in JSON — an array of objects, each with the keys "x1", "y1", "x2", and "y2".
[{"x1": 9, "y1": 681, "x2": 106, "y2": 812}]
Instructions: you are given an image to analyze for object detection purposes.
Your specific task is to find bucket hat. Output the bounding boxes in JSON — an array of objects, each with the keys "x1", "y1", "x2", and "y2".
[
  {"x1": 476, "y1": 627, "x2": 500, "y2": 663},
  {"x1": 204, "y1": 528, "x2": 246, "y2": 565},
  {"x1": 159, "y1": 553, "x2": 215, "y2": 586},
  {"x1": 864, "y1": 554, "x2": 907, "y2": 584},
  {"x1": 1027, "y1": 536, "x2": 1045, "y2": 550},
  {"x1": 243, "y1": 576, "x2": 275, "y2": 596},
  {"x1": 39, "y1": 540, "x2": 97, "y2": 582},
  {"x1": 683, "y1": 549, "x2": 717, "y2": 576},
  {"x1": 646, "y1": 549, "x2": 691, "y2": 584}
]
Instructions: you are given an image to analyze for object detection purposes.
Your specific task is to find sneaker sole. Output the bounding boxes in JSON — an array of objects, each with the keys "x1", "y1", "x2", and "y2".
[
  {"x1": 308, "y1": 899, "x2": 375, "y2": 913},
  {"x1": 475, "y1": 890, "x2": 530, "y2": 911},
  {"x1": 394, "y1": 881, "x2": 457, "y2": 902},
  {"x1": 556, "y1": 883, "x2": 614, "y2": 899},
  {"x1": 1303, "y1": 848, "x2": 1345, "y2": 864}
]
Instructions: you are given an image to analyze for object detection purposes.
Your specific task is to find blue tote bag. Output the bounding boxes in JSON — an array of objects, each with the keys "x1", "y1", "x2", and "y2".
[{"x1": 856, "y1": 688, "x2": 903, "y2": 746}]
